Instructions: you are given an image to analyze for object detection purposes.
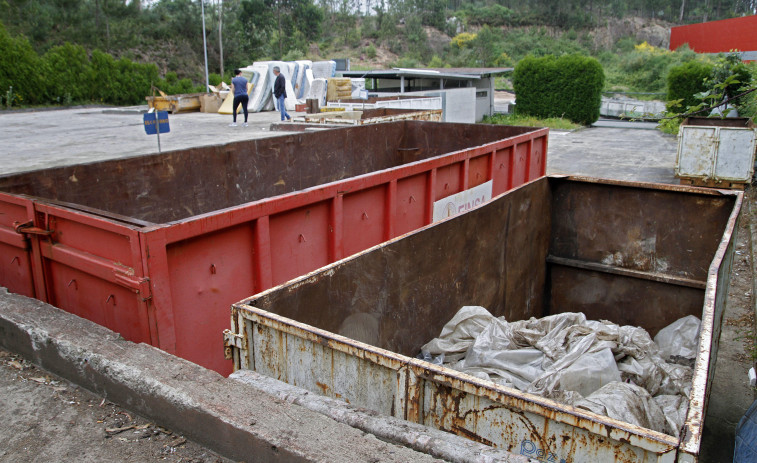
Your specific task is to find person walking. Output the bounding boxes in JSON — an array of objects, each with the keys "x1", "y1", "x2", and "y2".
[
  {"x1": 273, "y1": 66, "x2": 291, "y2": 122},
  {"x1": 230, "y1": 69, "x2": 249, "y2": 127}
]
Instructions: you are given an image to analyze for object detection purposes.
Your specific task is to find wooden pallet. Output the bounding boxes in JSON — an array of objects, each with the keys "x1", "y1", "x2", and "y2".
[{"x1": 679, "y1": 177, "x2": 747, "y2": 190}]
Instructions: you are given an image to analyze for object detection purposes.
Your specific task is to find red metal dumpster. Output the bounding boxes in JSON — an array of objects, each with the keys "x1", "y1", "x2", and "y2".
[{"x1": 0, "y1": 121, "x2": 548, "y2": 374}]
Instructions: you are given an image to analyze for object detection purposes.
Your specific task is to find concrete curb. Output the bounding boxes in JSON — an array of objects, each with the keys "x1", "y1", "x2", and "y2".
[{"x1": 0, "y1": 288, "x2": 452, "y2": 463}]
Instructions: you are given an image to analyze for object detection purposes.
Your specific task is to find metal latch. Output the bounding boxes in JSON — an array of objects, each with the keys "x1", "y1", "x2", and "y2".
[
  {"x1": 13, "y1": 220, "x2": 53, "y2": 237},
  {"x1": 223, "y1": 329, "x2": 245, "y2": 360}
]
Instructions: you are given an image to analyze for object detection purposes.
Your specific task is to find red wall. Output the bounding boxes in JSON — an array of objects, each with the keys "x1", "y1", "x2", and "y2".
[{"x1": 669, "y1": 15, "x2": 757, "y2": 53}]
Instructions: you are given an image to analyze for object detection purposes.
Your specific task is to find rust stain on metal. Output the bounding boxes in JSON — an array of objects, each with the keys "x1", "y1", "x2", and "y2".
[{"x1": 450, "y1": 424, "x2": 494, "y2": 447}]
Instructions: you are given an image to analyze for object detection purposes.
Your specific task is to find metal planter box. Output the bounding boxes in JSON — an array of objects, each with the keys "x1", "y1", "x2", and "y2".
[
  {"x1": 227, "y1": 177, "x2": 741, "y2": 463},
  {"x1": 675, "y1": 117, "x2": 757, "y2": 188},
  {"x1": 0, "y1": 121, "x2": 547, "y2": 375}
]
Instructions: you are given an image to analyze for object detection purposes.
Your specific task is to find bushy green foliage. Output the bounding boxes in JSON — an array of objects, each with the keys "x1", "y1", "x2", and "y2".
[
  {"x1": 601, "y1": 42, "x2": 699, "y2": 94},
  {"x1": 707, "y1": 53, "x2": 751, "y2": 100},
  {"x1": 0, "y1": 23, "x2": 46, "y2": 105},
  {"x1": 208, "y1": 73, "x2": 222, "y2": 86},
  {"x1": 498, "y1": 28, "x2": 588, "y2": 62},
  {"x1": 364, "y1": 44, "x2": 377, "y2": 59},
  {"x1": 456, "y1": 4, "x2": 514, "y2": 27},
  {"x1": 513, "y1": 53, "x2": 604, "y2": 125},
  {"x1": 91, "y1": 50, "x2": 160, "y2": 105},
  {"x1": 739, "y1": 62, "x2": 757, "y2": 121},
  {"x1": 1, "y1": 23, "x2": 175, "y2": 107},
  {"x1": 43, "y1": 43, "x2": 93, "y2": 103},
  {"x1": 667, "y1": 60, "x2": 713, "y2": 112}
]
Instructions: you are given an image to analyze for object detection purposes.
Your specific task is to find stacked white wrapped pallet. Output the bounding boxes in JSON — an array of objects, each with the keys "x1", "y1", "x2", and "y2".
[
  {"x1": 311, "y1": 60, "x2": 337, "y2": 79},
  {"x1": 306, "y1": 77, "x2": 328, "y2": 107},
  {"x1": 244, "y1": 62, "x2": 274, "y2": 113},
  {"x1": 293, "y1": 60, "x2": 312, "y2": 99}
]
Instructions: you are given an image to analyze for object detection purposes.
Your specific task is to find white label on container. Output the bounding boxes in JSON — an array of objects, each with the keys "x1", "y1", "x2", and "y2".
[{"x1": 432, "y1": 180, "x2": 493, "y2": 222}]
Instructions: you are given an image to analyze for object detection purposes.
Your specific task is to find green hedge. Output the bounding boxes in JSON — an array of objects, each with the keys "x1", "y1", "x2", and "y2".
[
  {"x1": 0, "y1": 23, "x2": 46, "y2": 105},
  {"x1": 513, "y1": 53, "x2": 604, "y2": 125},
  {"x1": 666, "y1": 60, "x2": 713, "y2": 112},
  {"x1": 1, "y1": 24, "x2": 199, "y2": 108}
]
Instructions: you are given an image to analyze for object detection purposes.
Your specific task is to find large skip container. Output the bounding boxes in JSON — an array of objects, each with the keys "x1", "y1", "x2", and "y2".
[
  {"x1": 0, "y1": 121, "x2": 547, "y2": 375},
  {"x1": 227, "y1": 176, "x2": 741, "y2": 462}
]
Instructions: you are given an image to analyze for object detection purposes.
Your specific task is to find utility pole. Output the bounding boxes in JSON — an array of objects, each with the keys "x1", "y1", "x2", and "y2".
[
  {"x1": 218, "y1": 0, "x2": 224, "y2": 79},
  {"x1": 201, "y1": 0, "x2": 210, "y2": 92}
]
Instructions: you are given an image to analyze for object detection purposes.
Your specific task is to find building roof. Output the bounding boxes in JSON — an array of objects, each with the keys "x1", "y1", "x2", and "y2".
[{"x1": 342, "y1": 67, "x2": 513, "y2": 80}]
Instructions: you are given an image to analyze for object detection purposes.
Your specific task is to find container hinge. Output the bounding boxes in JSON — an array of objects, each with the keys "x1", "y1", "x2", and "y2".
[
  {"x1": 13, "y1": 220, "x2": 53, "y2": 237},
  {"x1": 223, "y1": 329, "x2": 245, "y2": 360},
  {"x1": 113, "y1": 269, "x2": 152, "y2": 301}
]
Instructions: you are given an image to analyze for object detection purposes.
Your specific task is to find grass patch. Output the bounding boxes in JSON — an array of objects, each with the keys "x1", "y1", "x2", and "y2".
[{"x1": 483, "y1": 113, "x2": 582, "y2": 130}]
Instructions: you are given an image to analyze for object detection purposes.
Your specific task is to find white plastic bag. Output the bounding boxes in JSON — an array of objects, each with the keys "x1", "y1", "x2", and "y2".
[{"x1": 654, "y1": 315, "x2": 701, "y2": 362}]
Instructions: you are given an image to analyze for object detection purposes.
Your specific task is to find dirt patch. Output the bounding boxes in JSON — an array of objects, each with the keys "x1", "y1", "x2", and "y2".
[{"x1": 0, "y1": 348, "x2": 234, "y2": 463}]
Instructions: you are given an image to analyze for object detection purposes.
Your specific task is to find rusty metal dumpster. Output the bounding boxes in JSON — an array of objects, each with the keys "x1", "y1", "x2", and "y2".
[
  {"x1": 0, "y1": 121, "x2": 547, "y2": 375},
  {"x1": 226, "y1": 176, "x2": 741, "y2": 462}
]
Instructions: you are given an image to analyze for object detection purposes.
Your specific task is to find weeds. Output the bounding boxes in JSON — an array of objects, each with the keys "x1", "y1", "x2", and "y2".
[{"x1": 483, "y1": 113, "x2": 582, "y2": 130}]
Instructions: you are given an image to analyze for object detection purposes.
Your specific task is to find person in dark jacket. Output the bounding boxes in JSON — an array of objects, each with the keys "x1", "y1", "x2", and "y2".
[{"x1": 273, "y1": 66, "x2": 291, "y2": 121}]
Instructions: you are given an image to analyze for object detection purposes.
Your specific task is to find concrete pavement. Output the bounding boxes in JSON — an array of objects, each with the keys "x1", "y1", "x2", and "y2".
[{"x1": 0, "y1": 106, "x2": 296, "y2": 175}]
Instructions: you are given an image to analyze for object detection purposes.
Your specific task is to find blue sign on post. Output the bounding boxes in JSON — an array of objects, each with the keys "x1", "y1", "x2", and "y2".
[{"x1": 143, "y1": 111, "x2": 170, "y2": 135}]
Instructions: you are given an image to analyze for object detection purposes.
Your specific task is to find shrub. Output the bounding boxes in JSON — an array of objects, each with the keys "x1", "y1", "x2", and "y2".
[
  {"x1": 92, "y1": 51, "x2": 159, "y2": 105},
  {"x1": 428, "y1": 55, "x2": 445, "y2": 68},
  {"x1": 667, "y1": 60, "x2": 713, "y2": 112},
  {"x1": 603, "y1": 43, "x2": 699, "y2": 94},
  {"x1": 364, "y1": 44, "x2": 377, "y2": 59},
  {"x1": 738, "y1": 62, "x2": 757, "y2": 121},
  {"x1": 0, "y1": 24, "x2": 46, "y2": 105},
  {"x1": 451, "y1": 32, "x2": 476, "y2": 49},
  {"x1": 43, "y1": 43, "x2": 93, "y2": 103},
  {"x1": 513, "y1": 53, "x2": 604, "y2": 125},
  {"x1": 208, "y1": 73, "x2": 222, "y2": 86}
]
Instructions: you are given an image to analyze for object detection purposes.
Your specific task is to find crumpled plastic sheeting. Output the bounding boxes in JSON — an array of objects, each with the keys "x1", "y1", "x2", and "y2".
[
  {"x1": 654, "y1": 315, "x2": 701, "y2": 363},
  {"x1": 420, "y1": 307, "x2": 699, "y2": 437},
  {"x1": 655, "y1": 394, "x2": 690, "y2": 438},
  {"x1": 421, "y1": 306, "x2": 495, "y2": 363},
  {"x1": 575, "y1": 382, "x2": 672, "y2": 435}
]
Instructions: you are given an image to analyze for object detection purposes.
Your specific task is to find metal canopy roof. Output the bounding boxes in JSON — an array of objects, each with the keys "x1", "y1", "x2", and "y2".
[{"x1": 341, "y1": 67, "x2": 513, "y2": 80}]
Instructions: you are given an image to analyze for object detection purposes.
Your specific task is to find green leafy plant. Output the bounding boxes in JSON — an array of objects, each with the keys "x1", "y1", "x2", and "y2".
[
  {"x1": 513, "y1": 53, "x2": 605, "y2": 125},
  {"x1": 659, "y1": 53, "x2": 757, "y2": 134},
  {"x1": 666, "y1": 60, "x2": 713, "y2": 112}
]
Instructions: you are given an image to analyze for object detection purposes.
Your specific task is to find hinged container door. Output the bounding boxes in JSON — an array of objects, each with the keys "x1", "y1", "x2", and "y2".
[
  {"x1": 676, "y1": 127, "x2": 716, "y2": 178},
  {"x1": 0, "y1": 192, "x2": 38, "y2": 298},
  {"x1": 713, "y1": 128, "x2": 757, "y2": 181},
  {"x1": 31, "y1": 202, "x2": 153, "y2": 344}
]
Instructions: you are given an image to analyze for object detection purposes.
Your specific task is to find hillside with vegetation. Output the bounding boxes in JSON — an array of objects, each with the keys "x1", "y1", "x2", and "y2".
[{"x1": 1, "y1": 0, "x2": 756, "y2": 107}]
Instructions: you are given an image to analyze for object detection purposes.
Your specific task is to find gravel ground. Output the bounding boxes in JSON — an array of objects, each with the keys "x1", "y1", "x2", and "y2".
[{"x1": 0, "y1": 348, "x2": 234, "y2": 463}]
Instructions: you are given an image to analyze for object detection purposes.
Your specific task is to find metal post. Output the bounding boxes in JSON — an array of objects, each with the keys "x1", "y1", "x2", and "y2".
[
  {"x1": 201, "y1": 0, "x2": 210, "y2": 93},
  {"x1": 156, "y1": 112, "x2": 162, "y2": 153}
]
